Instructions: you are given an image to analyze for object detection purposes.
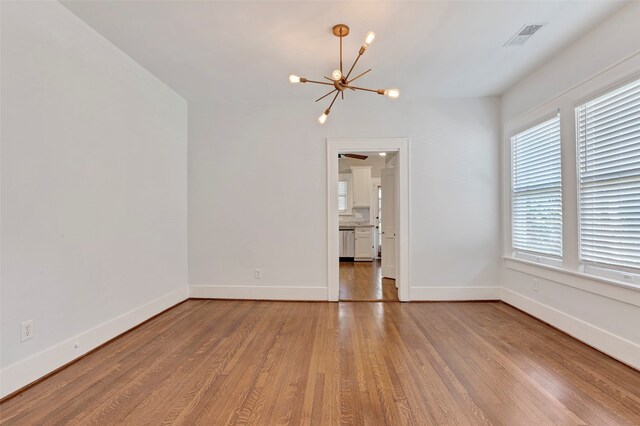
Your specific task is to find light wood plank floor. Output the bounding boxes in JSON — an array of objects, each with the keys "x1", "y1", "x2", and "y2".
[
  {"x1": 1, "y1": 300, "x2": 639, "y2": 425},
  {"x1": 340, "y1": 260, "x2": 399, "y2": 301}
]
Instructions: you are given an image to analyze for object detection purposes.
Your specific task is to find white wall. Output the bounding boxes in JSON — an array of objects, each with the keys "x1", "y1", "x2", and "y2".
[
  {"x1": 500, "y1": 2, "x2": 640, "y2": 369},
  {"x1": 0, "y1": 1, "x2": 188, "y2": 397},
  {"x1": 188, "y1": 96, "x2": 501, "y2": 300},
  {"x1": 502, "y1": 1, "x2": 640, "y2": 123}
]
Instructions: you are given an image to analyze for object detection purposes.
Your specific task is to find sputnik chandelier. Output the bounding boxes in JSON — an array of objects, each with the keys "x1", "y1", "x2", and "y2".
[{"x1": 289, "y1": 24, "x2": 399, "y2": 124}]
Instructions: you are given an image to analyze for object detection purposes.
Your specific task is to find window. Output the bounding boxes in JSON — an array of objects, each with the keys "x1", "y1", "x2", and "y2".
[
  {"x1": 338, "y1": 180, "x2": 348, "y2": 213},
  {"x1": 577, "y1": 78, "x2": 640, "y2": 271},
  {"x1": 511, "y1": 115, "x2": 563, "y2": 257}
]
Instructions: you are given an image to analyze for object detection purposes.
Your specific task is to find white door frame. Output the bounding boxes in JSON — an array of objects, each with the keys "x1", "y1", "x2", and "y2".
[
  {"x1": 372, "y1": 179, "x2": 381, "y2": 259},
  {"x1": 327, "y1": 138, "x2": 410, "y2": 301}
]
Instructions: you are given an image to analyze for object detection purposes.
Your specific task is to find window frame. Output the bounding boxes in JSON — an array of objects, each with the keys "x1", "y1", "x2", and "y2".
[
  {"x1": 509, "y1": 112, "x2": 564, "y2": 265},
  {"x1": 502, "y1": 64, "x2": 640, "y2": 298},
  {"x1": 574, "y1": 76, "x2": 640, "y2": 284}
]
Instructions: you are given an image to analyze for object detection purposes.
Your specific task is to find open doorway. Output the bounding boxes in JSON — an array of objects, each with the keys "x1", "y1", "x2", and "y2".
[
  {"x1": 327, "y1": 138, "x2": 409, "y2": 302},
  {"x1": 337, "y1": 152, "x2": 398, "y2": 301}
]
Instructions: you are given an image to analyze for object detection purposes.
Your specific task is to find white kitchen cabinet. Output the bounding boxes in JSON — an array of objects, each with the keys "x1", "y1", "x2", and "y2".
[
  {"x1": 350, "y1": 166, "x2": 371, "y2": 208},
  {"x1": 354, "y1": 227, "x2": 374, "y2": 261}
]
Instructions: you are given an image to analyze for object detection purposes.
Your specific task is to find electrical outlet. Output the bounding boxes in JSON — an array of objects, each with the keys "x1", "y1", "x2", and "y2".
[
  {"x1": 254, "y1": 269, "x2": 261, "y2": 279},
  {"x1": 21, "y1": 320, "x2": 33, "y2": 342},
  {"x1": 532, "y1": 279, "x2": 539, "y2": 292}
]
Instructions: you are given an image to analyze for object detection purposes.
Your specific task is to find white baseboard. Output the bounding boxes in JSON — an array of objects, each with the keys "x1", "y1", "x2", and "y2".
[
  {"x1": 0, "y1": 286, "x2": 189, "y2": 399},
  {"x1": 189, "y1": 285, "x2": 328, "y2": 301},
  {"x1": 501, "y1": 288, "x2": 640, "y2": 370},
  {"x1": 410, "y1": 286, "x2": 501, "y2": 301}
]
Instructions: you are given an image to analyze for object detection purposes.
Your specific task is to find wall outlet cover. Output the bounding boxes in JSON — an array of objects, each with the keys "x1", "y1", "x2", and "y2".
[{"x1": 21, "y1": 320, "x2": 34, "y2": 342}]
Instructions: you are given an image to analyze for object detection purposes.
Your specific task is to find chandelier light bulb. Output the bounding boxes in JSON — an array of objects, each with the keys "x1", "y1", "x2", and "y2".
[
  {"x1": 364, "y1": 31, "x2": 376, "y2": 45},
  {"x1": 384, "y1": 88, "x2": 400, "y2": 99},
  {"x1": 331, "y1": 69, "x2": 342, "y2": 81},
  {"x1": 289, "y1": 74, "x2": 301, "y2": 84},
  {"x1": 318, "y1": 113, "x2": 328, "y2": 124}
]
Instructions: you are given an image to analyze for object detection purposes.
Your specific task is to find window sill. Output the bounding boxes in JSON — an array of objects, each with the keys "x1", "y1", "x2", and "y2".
[
  {"x1": 512, "y1": 251, "x2": 562, "y2": 268},
  {"x1": 502, "y1": 256, "x2": 640, "y2": 308}
]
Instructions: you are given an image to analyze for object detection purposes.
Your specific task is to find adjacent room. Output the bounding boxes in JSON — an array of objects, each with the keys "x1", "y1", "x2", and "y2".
[
  {"x1": 1, "y1": 0, "x2": 640, "y2": 424},
  {"x1": 338, "y1": 150, "x2": 399, "y2": 301}
]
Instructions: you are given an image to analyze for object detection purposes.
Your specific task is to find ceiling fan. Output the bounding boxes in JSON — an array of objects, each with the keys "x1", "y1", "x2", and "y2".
[
  {"x1": 289, "y1": 24, "x2": 399, "y2": 124},
  {"x1": 338, "y1": 153, "x2": 368, "y2": 160}
]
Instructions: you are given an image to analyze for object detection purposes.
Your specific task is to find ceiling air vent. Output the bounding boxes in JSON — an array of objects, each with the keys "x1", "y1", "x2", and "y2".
[{"x1": 504, "y1": 23, "x2": 546, "y2": 47}]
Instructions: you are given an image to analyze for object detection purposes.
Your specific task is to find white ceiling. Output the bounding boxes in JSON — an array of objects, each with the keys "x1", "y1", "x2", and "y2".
[{"x1": 61, "y1": 0, "x2": 627, "y2": 103}]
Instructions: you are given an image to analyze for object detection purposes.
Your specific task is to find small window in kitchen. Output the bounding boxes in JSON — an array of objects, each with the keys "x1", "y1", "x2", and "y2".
[{"x1": 338, "y1": 180, "x2": 348, "y2": 213}]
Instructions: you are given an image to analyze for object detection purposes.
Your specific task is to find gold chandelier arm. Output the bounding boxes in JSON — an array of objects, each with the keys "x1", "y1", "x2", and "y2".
[
  {"x1": 345, "y1": 85, "x2": 384, "y2": 95},
  {"x1": 341, "y1": 91, "x2": 344, "y2": 100},
  {"x1": 344, "y1": 45, "x2": 367, "y2": 80},
  {"x1": 347, "y1": 68, "x2": 371, "y2": 85},
  {"x1": 327, "y1": 90, "x2": 341, "y2": 111},
  {"x1": 340, "y1": 34, "x2": 343, "y2": 75},
  {"x1": 305, "y1": 79, "x2": 335, "y2": 86},
  {"x1": 315, "y1": 89, "x2": 338, "y2": 102}
]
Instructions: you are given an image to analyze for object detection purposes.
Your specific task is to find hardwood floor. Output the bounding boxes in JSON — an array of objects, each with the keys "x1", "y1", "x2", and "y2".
[
  {"x1": 1, "y1": 300, "x2": 639, "y2": 425},
  {"x1": 340, "y1": 259, "x2": 399, "y2": 301}
]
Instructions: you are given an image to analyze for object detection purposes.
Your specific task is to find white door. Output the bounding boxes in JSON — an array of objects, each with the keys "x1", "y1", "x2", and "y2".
[{"x1": 381, "y1": 167, "x2": 396, "y2": 279}]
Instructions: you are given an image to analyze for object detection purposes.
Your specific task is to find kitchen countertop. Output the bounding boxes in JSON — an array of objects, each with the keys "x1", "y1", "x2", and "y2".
[{"x1": 339, "y1": 224, "x2": 374, "y2": 229}]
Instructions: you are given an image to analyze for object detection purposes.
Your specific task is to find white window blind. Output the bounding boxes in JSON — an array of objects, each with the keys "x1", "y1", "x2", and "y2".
[
  {"x1": 512, "y1": 116, "x2": 563, "y2": 257},
  {"x1": 577, "y1": 78, "x2": 640, "y2": 271},
  {"x1": 338, "y1": 181, "x2": 348, "y2": 213}
]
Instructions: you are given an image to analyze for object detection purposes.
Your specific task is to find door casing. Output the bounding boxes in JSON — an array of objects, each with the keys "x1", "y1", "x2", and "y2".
[{"x1": 327, "y1": 138, "x2": 410, "y2": 301}]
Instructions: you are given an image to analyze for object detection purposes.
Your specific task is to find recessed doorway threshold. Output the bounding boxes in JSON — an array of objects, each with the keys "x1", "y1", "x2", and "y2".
[{"x1": 339, "y1": 259, "x2": 399, "y2": 302}]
